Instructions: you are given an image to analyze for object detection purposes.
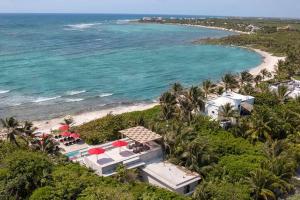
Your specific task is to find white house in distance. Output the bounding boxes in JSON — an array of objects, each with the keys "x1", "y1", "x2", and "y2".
[
  {"x1": 75, "y1": 126, "x2": 200, "y2": 195},
  {"x1": 269, "y1": 79, "x2": 300, "y2": 99},
  {"x1": 205, "y1": 91, "x2": 255, "y2": 120}
]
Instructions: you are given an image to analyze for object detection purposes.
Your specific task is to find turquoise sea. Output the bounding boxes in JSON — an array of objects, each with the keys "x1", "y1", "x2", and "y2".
[{"x1": 0, "y1": 14, "x2": 262, "y2": 120}]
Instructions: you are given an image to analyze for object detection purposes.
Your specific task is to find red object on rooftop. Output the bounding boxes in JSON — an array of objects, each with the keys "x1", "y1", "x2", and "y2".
[
  {"x1": 88, "y1": 148, "x2": 105, "y2": 155},
  {"x1": 59, "y1": 125, "x2": 69, "y2": 131},
  {"x1": 112, "y1": 140, "x2": 128, "y2": 147},
  {"x1": 70, "y1": 133, "x2": 80, "y2": 138},
  {"x1": 60, "y1": 132, "x2": 71, "y2": 137}
]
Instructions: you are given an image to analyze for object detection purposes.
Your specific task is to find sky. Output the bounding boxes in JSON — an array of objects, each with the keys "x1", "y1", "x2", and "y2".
[{"x1": 0, "y1": 0, "x2": 300, "y2": 18}]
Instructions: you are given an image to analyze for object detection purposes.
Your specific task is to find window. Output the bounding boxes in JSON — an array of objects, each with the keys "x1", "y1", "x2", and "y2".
[{"x1": 184, "y1": 184, "x2": 191, "y2": 194}]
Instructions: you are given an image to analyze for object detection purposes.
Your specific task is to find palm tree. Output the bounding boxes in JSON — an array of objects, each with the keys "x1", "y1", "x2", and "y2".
[
  {"x1": 240, "y1": 83, "x2": 255, "y2": 95},
  {"x1": 240, "y1": 71, "x2": 253, "y2": 86},
  {"x1": 185, "y1": 86, "x2": 205, "y2": 113},
  {"x1": 63, "y1": 115, "x2": 74, "y2": 126},
  {"x1": 159, "y1": 92, "x2": 177, "y2": 120},
  {"x1": 222, "y1": 73, "x2": 238, "y2": 91},
  {"x1": 254, "y1": 75, "x2": 263, "y2": 86},
  {"x1": 218, "y1": 103, "x2": 237, "y2": 122},
  {"x1": 21, "y1": 121, "x2": 37, "y2": 145},
  {"x1": 0, "y1": 117, "x2": 22, "y2": 146},
  {"x1": 246, "y1": 169, "x2": 276, "y2": 200},
  {"x1": 178, "y1": 137, "x2": 217, "y2": 175},
  {"x1": 31, "y1": 133, "x2": 59, "y2": 155},
  {"x1": 260, "y1": 69, "x2": 272, "y2": 80},
  {"x1": 216, "y1": 86, "x2": 224, "y2": 95},
  {"x1": 178, "y1": 97, "x2": 194, "y2": 123},
  {"x1": 246, "y1": 110, "x2": 272, "y2": 142},
  {"x1": 171, "y1": 82, "x2": 184, "y2": 96},
  {"x1": 202, "y1": 80, "x2": 215, "y2": 99},
  {"x1": 274, "y1": 85, "x2": 289, "y2": 104}
]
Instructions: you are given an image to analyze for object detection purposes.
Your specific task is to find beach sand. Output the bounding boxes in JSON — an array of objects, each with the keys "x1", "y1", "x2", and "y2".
[
  {"x1": 248, "y1": 48, "x2": 285, "y2": 78},
  {"x1": 34, "y1": 103, "x2": 158, "y2": 133},
  {"x1": 33, "y1": 49, "x2": 284, "y2": 133},
  {"x1": 182, "y1": 24, "x2": 251, "y2": 35}
]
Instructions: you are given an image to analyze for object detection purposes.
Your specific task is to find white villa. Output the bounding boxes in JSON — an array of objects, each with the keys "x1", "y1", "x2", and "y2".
[
  {"x1": 68, "y1": 126, "x2": 200, "y2": 195},
  {"x1": 269, "y1": 79, "x2": 300, "y2": 99},
  {"x1": 205, "y1": 91, "x2": 255, "y2": 120}
]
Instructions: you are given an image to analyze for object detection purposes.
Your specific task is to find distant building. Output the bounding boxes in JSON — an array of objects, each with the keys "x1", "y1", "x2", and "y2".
[
  {"x1": 270, "y1": 79, "x2": 300, "y2": 98},
  {"x1": 277, "y1": 25, "x2": 292, "y2": 31},
  {"x1": 205, "y1": 92, "x2": 255, "y2": 120},
  {"x1": 246, "y1": 24, "x2": 261, "y2": 32},
  {"x1": 142, "y1": 17, "x2": 152, "y2": 21}
]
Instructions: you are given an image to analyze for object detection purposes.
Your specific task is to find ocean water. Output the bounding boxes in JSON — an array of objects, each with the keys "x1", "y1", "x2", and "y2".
[{"x1": 0, "y1": 14, "x2": 262, "y2": 120}]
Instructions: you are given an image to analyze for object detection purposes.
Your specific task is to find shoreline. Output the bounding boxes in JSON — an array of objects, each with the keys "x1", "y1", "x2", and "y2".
[
  {"x1": 179, "y1": 23, "x2": 251, "y2": 35},
  {"x1": 33, "y1": 23, "x2": 284, "y2": 132},
  {"x1": 33, "y1": 48, "x2": 283, "y2": 133},
  {"x1": 138, "y1": 21, "x2": 251, "y2": 35},
  {"x1": 34, "y1": 102, "x2": 159, "y2": 133},
  {"x1": 246, "y1": 48, "x2": 285, "y2": 77}
]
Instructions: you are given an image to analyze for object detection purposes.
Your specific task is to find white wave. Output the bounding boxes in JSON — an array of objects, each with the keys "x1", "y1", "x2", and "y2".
[
  {"x1": 0, "y1": 90, "x2": 10, "y2": 94},
  {"x1": 65, "y1": 98, "x2": 84, "y2": 102},
  {"x1": 99, "y1": 93, "x2": 113, "y2": 97},
  {"x1": 66, "y1": 90, "x2": 86, "y2": 96},
  {"x1": 95, "y1": 38, "x2": 102, "y2": 41},
  {"x1": 64, "y1": 23, "x2": 102, "y2": 30},
  {"x1": 32, "y1": 96, "x2": 61, "y2": 103}
]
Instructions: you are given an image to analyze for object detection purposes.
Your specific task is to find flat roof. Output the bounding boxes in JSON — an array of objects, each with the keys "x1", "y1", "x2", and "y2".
[
  {"x1": 222, "y1": 91, "x2": 254, "y2": 101},
  {"x1": 120, "y1": 126, "x2": 162, "y2": 143},
  {"x1": 207, "y1": 96, "x2": 238, "y2": 107},
  {"x1": 142, "y1": 160, "x2": 201, "y2": 189}
]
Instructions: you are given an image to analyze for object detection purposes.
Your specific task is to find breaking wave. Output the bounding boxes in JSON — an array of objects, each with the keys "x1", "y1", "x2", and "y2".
[
  {"x1": 66, "y1": 90, "x2": 86, "y2": 96},
  {"x1": 0, "y1": 90, "x2": 10, "y2": 94},
  {"x1": 32, "y1": 96, "x2": 61, "y2": 103},
  {"x1": 99, "y1": 93, "x2": 113, "y2": 97}
]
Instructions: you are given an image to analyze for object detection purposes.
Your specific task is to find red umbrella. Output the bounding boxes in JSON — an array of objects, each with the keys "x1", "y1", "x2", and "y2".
[
  {"x1": 60, "y1": 132, "x2": 71, "y2": 137},
  {"x1": 88, "y1": 148, "x2": 105, "y2": 155},
  {"x1": 59, "y1": 125, "x2": 69, "y2": 131},
  {"x1": 70, "y1": 133, "x2": 80, "y2": 138},
  {"x1": 112, "y1": 140, "x2": 128, "y2": 147}
]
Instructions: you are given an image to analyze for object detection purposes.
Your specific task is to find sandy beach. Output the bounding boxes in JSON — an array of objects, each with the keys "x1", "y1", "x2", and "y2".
[
  {"x1": 34, "y1": 102, "x2": 158, "y2": 133},
  {"x1": 182, "y1": 24, "x2": 251, "y2": 35},
  {"x1": 248, "y1": 48, "x2": 285, "y2": 78}
]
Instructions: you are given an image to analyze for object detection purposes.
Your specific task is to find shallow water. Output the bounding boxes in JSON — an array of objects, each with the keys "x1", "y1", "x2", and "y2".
[{"x1": 0, "y1": 14, "x2": 262, "y2": 120}]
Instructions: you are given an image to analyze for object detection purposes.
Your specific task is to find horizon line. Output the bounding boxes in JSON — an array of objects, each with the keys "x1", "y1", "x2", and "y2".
[{"x1": 0, "y1": 12, "x2": 299, "y2": 20}]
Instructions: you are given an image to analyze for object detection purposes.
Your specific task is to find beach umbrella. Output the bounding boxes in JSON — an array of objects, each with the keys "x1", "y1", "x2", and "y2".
[
  {"x1": 60, "y1": 132, "x2": 71, "y2": 137},
  {"x1": 112, "y1": 140, "x2": 128, "y2": 153},
  {"x1": 112, "y1": 140, "x2": 128, "y2": 147},
  {"x1": 59, "y1": 125, "x2": 69, "y2": 131},
  {"x1": 88, "y1": 147, "x2": 105, "y2": 155},
  {"x1": 70, "y1": 133, "x2": 80, "y2": 139},
  {"x1": 88, "y1": 147, "x2": 105, "y2": 160}
]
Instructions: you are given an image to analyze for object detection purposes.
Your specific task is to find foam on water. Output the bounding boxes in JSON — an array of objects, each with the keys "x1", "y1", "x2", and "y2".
[
  {"x1": 99, "y1": 93, "x2": 113, "y2": 97},
  {"x1": 66, "y1": 90, "x2": 86, "y2": 96},
  {"x1": 32, "y1": 96, "x2": 61, "y2": 103},
  {"x1": 64, "y1": 23, "x2": 102, "y2": 30},
  {"x1": 65, "y1": 98, "x2": 84, "y2": 102},
  {"x1": 0, "y1": 90, "x2": 10, "y2": 94}
]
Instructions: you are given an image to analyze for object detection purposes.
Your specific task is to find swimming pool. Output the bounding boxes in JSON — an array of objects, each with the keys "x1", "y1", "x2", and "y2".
[{"x1": 65, "y1": 148, "x2": 88, "y2": 159}]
